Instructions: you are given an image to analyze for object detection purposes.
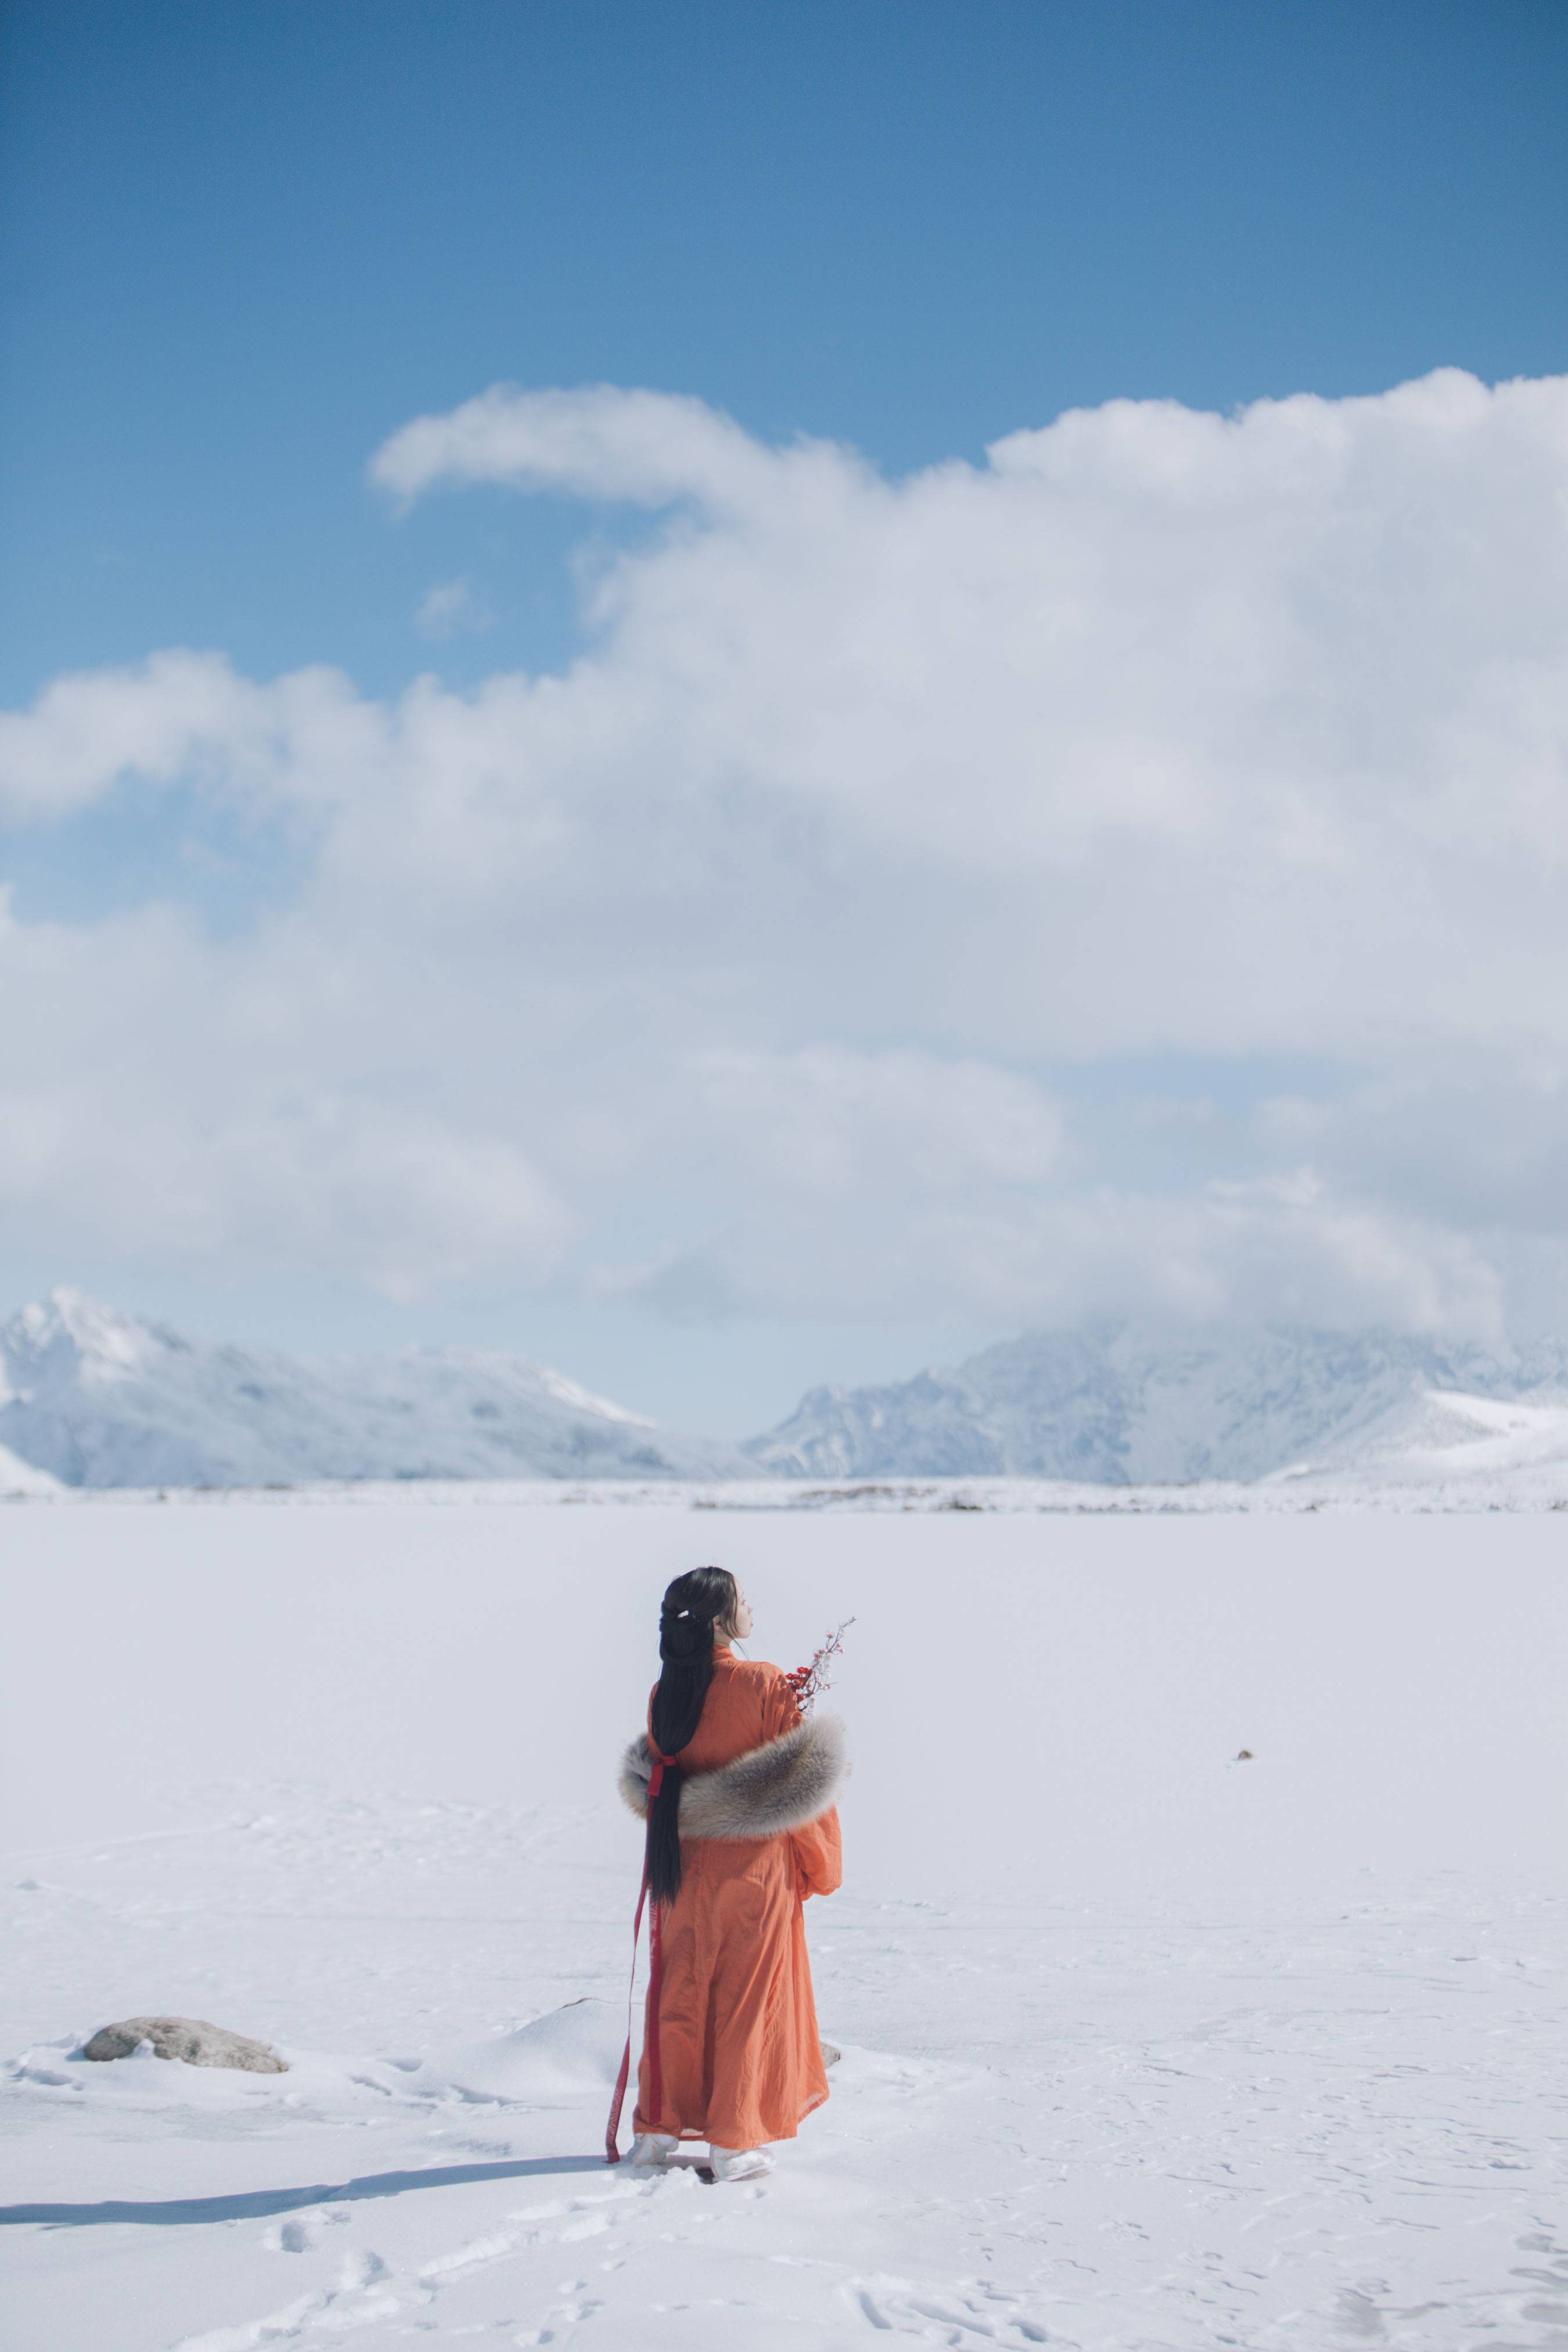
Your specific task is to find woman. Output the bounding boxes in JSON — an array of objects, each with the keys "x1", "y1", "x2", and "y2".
[{"x1": 616, "y1": 1565, "x2": 845, "y2": 2182}]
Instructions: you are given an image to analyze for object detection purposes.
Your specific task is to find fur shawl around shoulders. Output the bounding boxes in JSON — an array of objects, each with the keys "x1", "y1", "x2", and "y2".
[{"x1": 617, "y1": 1712, "x2": 847, "y2": 1842}]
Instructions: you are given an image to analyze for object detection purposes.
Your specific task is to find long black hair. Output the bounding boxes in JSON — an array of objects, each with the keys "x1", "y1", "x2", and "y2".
[{"x1": 646, "y1": 1565, "x2": 738, "y2": 1904}]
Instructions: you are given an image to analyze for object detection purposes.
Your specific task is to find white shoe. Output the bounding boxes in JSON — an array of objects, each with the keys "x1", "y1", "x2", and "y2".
[
  {"x1": 630, "y1": 2132, "x2": 677, "y2": 2173},
  {"x1": 709, "y1": 2145, "x2": 772, "y2": 2182}
]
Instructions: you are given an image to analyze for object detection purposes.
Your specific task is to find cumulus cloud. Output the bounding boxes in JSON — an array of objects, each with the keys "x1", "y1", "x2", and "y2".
[
  {"x1": 0, "y1": 650, "x2": 375, "y2": 822},
  {"x1": 0, "y1": 893, "x2": 569, "y2": 1297},
  {"x1": 5, "y1": 371, "x2": 1568, "y2": 1331},
  {"x1": 623, "y1": 1171, "x2": 1505, "y2": 1340},
  {"x1": 372, "y1": 382, "x2": 786, "y2": 514}
]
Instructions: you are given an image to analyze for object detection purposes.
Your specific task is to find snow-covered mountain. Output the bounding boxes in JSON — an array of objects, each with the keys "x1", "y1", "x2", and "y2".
[
  {"x1": 0, "y1": 1290, "x2": 748, "y2": 1488},
  {"x1": 0, "y1": 1438, "x2": 61, "y2": 1497},
  {"x1": 13, "y1": 1293, "x2": 1568, "y2": 1495},
  {"x1": 1270, "y1": 1382, "x2": 1568, "y2": 1493},
  {"x1": 745, "y1": 1323, "x2": 1568, "y2": 1484}
]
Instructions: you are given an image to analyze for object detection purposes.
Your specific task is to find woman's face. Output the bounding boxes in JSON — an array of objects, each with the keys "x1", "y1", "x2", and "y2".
[{"x1": 724, "y1": 1581, "x2": 754, "y2": 1641}]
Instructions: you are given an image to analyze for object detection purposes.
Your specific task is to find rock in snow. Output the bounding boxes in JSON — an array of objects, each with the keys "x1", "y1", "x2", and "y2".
[
  {"x1": 81, "y1": 2016, "x2": 288, "y2": 2072},
  {"x1": 0, "y1": 1289, "x2": 749, "y2": 1488},
  {"x1": 744, "y1": 1322, "x2": 1568, "y2": 1484}
]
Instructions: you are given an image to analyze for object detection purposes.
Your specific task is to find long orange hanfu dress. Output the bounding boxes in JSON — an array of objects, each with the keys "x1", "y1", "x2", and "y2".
[{"x1": 623, "y1": 1648, "x2": 843, "y2": 2150}]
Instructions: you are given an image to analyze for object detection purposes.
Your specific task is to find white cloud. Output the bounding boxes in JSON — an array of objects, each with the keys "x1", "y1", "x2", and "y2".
[
  {"x1": 415, "y1": 578, "x2": 493, "y2": 640},
  {"x1": 6, "y1": 371, "x2": 1568, "y2": 1333},
  {"x1": 372, "y1": 382, "x2": 785, "y2": 514},
  {"x1": 0, "y1": 894, "x2": 570, "y2": 1299},
  {"x1": 616, "y1": 1169, "x2": 1504, "y2": 1339},
  {"x1": 688, "y1": 1048, "x2": 1066, "y2": 1195},
  {"x1": 0, "y1": 650, "x2": 376, "y2": 822},
  {"x1": 379, "y1": 373, "x2": 1568, "y2": 1046}
]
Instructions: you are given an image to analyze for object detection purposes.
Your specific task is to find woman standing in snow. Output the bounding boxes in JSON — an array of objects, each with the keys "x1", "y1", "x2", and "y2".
[{"x1": 614, "y1": 1566, "x2": 845, "y2": 2182}]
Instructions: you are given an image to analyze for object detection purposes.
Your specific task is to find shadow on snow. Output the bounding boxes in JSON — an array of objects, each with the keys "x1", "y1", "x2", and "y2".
[{"x1": 0, "y1": 2152, "x2": 612, "y2": 2227}]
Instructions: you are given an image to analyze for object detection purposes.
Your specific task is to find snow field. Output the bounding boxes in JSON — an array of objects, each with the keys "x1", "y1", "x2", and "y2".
[{"x1": 3, "y1": 1504, "x2": 1566, "y2": 2349}]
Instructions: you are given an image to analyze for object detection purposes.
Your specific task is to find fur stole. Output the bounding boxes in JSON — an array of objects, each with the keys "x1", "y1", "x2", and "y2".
[{"x1": 617, "y1": 1713, "x2": 847, "y2": 1840}]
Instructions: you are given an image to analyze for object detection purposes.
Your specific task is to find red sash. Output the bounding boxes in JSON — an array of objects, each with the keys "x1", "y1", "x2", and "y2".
[{"x1": 604, "y1": 1745, "x2": 675, "y2": 2162}]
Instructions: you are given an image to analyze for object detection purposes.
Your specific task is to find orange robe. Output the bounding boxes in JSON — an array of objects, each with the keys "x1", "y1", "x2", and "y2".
[{"x1": 634, "y1": 1647, "x2": 842, "y2": 2150}]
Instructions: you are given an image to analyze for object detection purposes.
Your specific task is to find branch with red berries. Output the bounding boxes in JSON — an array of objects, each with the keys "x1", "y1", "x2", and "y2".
[{"x1": 782, "y1": 1618, "x2": 855, "y2": 1713}]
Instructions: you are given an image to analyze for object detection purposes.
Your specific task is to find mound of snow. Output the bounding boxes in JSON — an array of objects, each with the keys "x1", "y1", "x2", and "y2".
[
  {"x1": 439, "y1": 2001, "x2": 626, "y2": 2099},
  {"x1": 746, "y1": 1321, "x2": 1568, "y2": 1484},
  {"x1": 0, "y1": 1289, "x2": 748, "y2": 1488}
]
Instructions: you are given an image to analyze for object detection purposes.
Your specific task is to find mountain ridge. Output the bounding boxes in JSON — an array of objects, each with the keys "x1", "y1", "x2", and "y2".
[
  {"x1": 9, "y1": 1290, "x2": 1568, "y2": 1491},
  {"x1": 742, "y1": 1321, "x2": 1568, "y2": 1484},
  {"x1": 0, "y1": 1289, "x2": 747, "y2": 1488}
]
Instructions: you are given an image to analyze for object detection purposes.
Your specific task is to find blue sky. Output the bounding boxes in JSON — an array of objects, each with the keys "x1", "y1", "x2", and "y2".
[
  {"x1": 3, "y1": 1, "x2": 1568, "y2": 1432},
  {"x1": 7, "y1": 0, "x2": 1565, "y2": 713}
]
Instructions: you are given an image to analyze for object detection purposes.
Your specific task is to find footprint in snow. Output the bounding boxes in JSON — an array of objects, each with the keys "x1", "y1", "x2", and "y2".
[
  {"x1": 846, "y1": 2275, "x2": 1049, "y2": 2343},
  {"x1": 338, "y1": 2248, "x2": 389, "y2": 2289}
]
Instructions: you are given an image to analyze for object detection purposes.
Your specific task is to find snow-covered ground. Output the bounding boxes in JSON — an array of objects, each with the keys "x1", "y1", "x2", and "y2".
[{"x1": 3, "y1": 1501, "x2": 1565, "y2": 2350}]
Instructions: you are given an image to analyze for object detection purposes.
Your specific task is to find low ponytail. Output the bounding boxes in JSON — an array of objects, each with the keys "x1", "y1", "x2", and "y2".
[{"x1": 646, "y1": 1566, "x2": 737, "y2": 1904}]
